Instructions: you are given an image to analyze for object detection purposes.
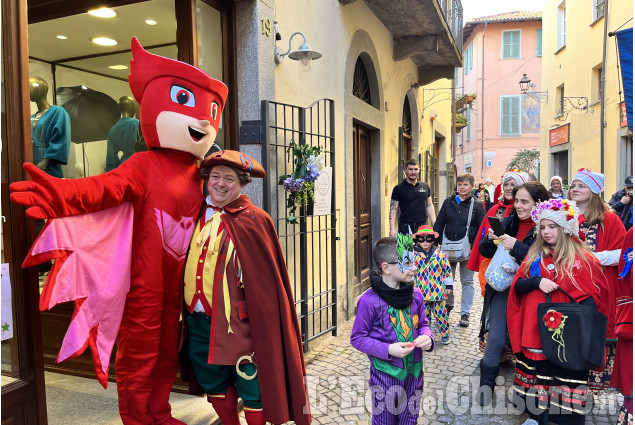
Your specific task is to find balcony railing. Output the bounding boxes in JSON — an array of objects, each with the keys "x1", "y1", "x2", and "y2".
[{"x1": 439, "y1": 0, "x2": 464, "y2": 57}]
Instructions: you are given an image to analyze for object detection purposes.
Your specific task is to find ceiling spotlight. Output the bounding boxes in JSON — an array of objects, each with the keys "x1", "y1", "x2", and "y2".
[
  {"x1": 92, "y1": 37, "x2": 117, "y2": 46},
  {"x1": 145, "y1": 19, "x2": 158, "y2": 26},
  {"x1": 88, "y1": 8, "x2": 117, "y2": 18},
  {"x1": 56, "y1": 35, "x2": 68, "y2": 40},
  {"x1": 109, "y1": 65, "x2": 128, "y2": 70}
]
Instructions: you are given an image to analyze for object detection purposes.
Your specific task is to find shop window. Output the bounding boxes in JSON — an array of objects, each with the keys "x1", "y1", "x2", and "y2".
[
  {"x1": 196, "y1": 1, "x2": 226, "y2": 150},
  {"x1": 28, "y1": 1, "x2": 179, "y2": 179},
  {"x1": 502, "y1": 30, "x2": 521, "y2": 59},
  {"x1": 500, "y1": 95, "x2": 521, "y2": 135}
]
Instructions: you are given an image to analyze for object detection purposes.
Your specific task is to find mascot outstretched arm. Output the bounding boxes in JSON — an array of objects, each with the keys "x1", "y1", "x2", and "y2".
[{"x1": 10, "y1": 37, "x2": 228, "y2": 425}]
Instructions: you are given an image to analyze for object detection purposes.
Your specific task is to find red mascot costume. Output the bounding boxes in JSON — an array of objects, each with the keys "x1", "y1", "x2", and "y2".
[{"x1": 10, "y1": 38, "x2": 228, "y2": 425}]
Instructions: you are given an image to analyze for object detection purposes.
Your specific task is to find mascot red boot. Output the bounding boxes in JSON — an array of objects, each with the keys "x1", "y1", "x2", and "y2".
[{"x1": 10, "y1": 38, "x2": 228, "y2": 425}]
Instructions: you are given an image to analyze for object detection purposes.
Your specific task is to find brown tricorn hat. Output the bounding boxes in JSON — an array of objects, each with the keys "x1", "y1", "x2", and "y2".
[{"x1": 200, "y1": 150, "x2": 266, "y2": 178}]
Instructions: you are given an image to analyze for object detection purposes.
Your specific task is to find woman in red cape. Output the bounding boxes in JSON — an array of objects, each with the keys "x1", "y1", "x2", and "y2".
[
  {"x1": 470, "y1": 170, "x2": 528, "y2": 358},
  {"x1": 569, "y1": 168, "x2": 626, "y2": 393},
  {"x1": 612, "y1": 227, "x2": 633, "y2": 424},
  {"x1": 507, "y1": 198, "x2": 609, "y2": 425}
]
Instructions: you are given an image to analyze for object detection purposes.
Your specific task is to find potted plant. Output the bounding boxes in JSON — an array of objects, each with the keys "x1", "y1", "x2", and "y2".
[
  {"x1": 454, "y1": 113, "x2": 467, "y2": 131},
  {"x1": 278, "y1": 141, "x2": 324, "y2": 224},
  {"x1": 455, "y1": 93, "x2": 478, "y2": 112}
]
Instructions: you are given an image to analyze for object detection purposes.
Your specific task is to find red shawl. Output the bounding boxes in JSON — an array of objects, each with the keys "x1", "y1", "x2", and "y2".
[
  {"x1": 507, "y1": 252, "x2": 610, "y2": 354},
  {"x1": 611, "y1": 227, "x2": 633, "y2": 395},
  {"x1": 579, "y1": 211, "x2": 626, "y2": 339}
]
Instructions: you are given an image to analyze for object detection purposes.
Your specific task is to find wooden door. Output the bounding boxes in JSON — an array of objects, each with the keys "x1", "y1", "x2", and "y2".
[{"x1": 353, "y1": 124, "x2": 372, "y2": 295}]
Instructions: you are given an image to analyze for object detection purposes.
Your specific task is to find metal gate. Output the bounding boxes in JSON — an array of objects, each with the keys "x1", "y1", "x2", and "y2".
[{"x1": 261, "y1": 99, "x2": 337, "y2": 351}]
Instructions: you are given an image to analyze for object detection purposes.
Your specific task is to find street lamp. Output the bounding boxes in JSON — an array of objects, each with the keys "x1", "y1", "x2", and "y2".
[{"x1": 518, "y1": 73, "x2": 548, "y2": 103}]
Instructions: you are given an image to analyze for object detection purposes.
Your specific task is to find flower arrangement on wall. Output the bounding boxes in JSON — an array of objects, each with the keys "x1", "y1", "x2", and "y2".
[{"x1": 279, "y1": 141, "x2": 324, "y2": 224}]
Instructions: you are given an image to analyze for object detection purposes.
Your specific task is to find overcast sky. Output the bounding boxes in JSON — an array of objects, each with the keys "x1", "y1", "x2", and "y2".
[{"x1": 462, "y1": 0, "x2": 546, "y2": 23}]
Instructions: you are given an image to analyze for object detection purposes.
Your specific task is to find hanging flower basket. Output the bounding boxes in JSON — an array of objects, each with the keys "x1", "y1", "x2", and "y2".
[{"x1": 278, "y1": 141, "x2": 324, "y2": 224}]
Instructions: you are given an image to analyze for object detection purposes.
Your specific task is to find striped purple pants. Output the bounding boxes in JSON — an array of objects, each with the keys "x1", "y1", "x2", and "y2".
[{"x1": 369, "y1": 366, "x2": 424, "y2": 425}]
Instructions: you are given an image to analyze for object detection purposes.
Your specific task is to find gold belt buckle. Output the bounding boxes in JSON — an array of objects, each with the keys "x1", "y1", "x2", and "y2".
[{"x1": 235, "y1": 352, "x2": 257, "y2": 380}]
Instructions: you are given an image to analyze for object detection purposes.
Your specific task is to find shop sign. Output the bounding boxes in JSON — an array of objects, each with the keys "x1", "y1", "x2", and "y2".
[
  {"x1": 313, "y1": 167, "x2": 332, "y2": 216},
  {"x1": 620, "y1": 101, "x2": 628, "y2": 127},
  {"x1": 549, "y1": 124, "x2": 569, "y2": 147}
]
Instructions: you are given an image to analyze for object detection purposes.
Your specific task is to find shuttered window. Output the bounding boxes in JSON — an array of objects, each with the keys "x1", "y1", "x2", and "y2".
[
  {"x1": 502, "y1": 30, "x2": 521, "y2": 59},
  {"x1": 464, "y1": 42, "x2": 473, "y2": 74},
  {"x1": 501, "y1": 96, "x2": 521, "y2": 135},
  {"x1": 537, "y1": 29, "x2": 542, "y2": 57}
]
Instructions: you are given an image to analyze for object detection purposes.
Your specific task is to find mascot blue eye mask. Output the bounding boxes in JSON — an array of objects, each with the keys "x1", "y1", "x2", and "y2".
[{"x1": 396, "y1": 231, "x2": 415, "y2": 273}]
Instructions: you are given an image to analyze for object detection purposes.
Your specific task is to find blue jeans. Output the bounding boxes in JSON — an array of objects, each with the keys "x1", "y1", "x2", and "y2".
[
  {"x1": 482, "y1": 289, "x2": 509, "y2": 368},
  {"x1": 446, "y1": 261, "x2": 474, "y2": 317}
]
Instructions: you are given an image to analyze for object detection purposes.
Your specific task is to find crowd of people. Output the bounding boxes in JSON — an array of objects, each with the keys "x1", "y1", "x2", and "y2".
[{"x1": 351, "y1": 160, "x2": 633, "y2": 425}]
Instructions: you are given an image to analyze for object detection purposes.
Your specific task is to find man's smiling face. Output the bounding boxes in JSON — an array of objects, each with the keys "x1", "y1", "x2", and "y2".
[{"x1": 207, "y1": 165, "x2": 244, "y2": 207}]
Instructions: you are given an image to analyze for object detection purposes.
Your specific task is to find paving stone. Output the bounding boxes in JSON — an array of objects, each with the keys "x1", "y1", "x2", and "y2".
[{"x1": 290, "y1": 268, "x2": 621, "y2": 425}]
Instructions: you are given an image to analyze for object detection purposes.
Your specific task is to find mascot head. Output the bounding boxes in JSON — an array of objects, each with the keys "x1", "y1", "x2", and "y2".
[{"x1": 128, "y1": 37, "x2": 229, "y2": 158}]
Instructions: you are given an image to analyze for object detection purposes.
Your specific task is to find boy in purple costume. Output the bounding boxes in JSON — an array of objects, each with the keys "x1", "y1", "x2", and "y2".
[{"x1": 351, "y1": 236, "x2": 434, "y2": 425}]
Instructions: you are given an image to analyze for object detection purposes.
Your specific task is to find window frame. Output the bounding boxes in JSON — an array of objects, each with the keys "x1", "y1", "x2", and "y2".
[
  {"x1": 500, "y1": 95, "x2": 521, "y2": 136},
  {"x1": 592, "y1": 0, "x2": 605, "y2": 23},
  {"x1": 501, "y1": 29, "x2": 521, "y2": 60},
  {"x1": 464, "y1": 42, "x2": 473, "y2": 74},
  {"x1": 466, "y1": 106, "x2": 471, "y2": 140},
  {"x1": 557, "y1": 0, "x2": 567, "y2": 51}
]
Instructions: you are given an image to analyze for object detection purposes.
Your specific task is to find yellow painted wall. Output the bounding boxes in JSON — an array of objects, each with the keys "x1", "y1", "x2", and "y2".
[
  {"x1": 540, "y1": 0, "x2": 633, "y2": 196},
  {"x1": 272, "y1": 0, "x2": 457, "y2": 322}
]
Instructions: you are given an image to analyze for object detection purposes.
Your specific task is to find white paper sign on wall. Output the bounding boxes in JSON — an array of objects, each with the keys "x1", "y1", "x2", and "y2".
[
  {"x1": 313, "y1": 167, "x2": 333, "y2": 216},
  {"x1": 486, "y1": 159, "x2": 493, "y2": 168},
  {"x1": 1, "y1": 263, "x2": 13, "y2": 341}
]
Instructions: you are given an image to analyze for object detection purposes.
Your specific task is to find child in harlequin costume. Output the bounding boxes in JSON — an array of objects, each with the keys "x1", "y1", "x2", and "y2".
[
  {"x1": 568, "y1": 168, "x2": 626, "y2": 394},
  {"x1": 350, "y1": 235, "x2": 434, "y2": 425},
  {"x1": 181, "y1": 150, "x2": 311, "y2": 425},
  {"x1": 412, "y1": 225, "x2": 453, "y2": 345},
  {"x1": 10, "y1": 38, "x2": 228, "y2": 425},
  {"x1": 507, "y1": 198, "x2": 610, "y2": 425},
  {"x1": 612, "y1": 227, "x2": 633, "y2": 425}
]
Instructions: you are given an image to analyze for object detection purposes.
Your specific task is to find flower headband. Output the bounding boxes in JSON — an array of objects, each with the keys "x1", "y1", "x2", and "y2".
[{"x1": 531, "y1": 198, "x2": 580, "y2": 236}]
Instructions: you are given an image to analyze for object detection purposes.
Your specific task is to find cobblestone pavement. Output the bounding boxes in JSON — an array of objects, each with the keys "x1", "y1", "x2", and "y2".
[{"x1": 298, "y1": 273, "x2": 623, "y2": 425}]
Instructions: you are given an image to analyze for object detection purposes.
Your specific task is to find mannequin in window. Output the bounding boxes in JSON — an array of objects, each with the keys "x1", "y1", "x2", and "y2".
[
  {"x1": 30, "y1": 76, "x2": 71, "y2": 178},
  {"x1": 106, "y1": 96, "x2": 140, "y2": 172}
]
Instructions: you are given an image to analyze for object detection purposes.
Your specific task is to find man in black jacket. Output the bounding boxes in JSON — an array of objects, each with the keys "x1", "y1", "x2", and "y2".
[
  {"x1": 433, "y1": 173, "x2": 485, "y2": 327},
  {"x1": 608, "y1": 176, "x2": 633, "y2": 231}
]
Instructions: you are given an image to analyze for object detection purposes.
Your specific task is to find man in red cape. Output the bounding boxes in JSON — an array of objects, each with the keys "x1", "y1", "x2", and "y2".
[{"x1": 181, "y1": 150, "x2": 311, "y2": 425}]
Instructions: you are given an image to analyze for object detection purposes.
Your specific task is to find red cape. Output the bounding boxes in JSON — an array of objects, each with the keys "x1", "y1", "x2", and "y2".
[
  {"x1": 580, "y1": 211, "x2": 626, "y2": 339},
  {"x1": 612, "y1": 227, "x2": 633, "y2": 395},
  {"x1": 507, "y1": 251, "x2": 610, "y2": 354},
  {"x1": 182, "y1": 195, "x2": 311, "y2": 425}
]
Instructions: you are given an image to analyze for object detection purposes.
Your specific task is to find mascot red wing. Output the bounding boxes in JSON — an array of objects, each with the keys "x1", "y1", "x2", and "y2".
[{"x1": 10, "y1": 37, "x2": 228, "y2": 425}]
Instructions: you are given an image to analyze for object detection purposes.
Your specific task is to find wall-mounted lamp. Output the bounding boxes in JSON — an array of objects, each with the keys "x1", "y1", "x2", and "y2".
[
  {"x1": 519, "y1": 73, "x2": 548, "y2": 103},
  {"x1": 520, "y1": 73, "x2": 589, "y2": 121},
  {"x1": 274, "y1": 31, "x2": 322, "y2": 71}
]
